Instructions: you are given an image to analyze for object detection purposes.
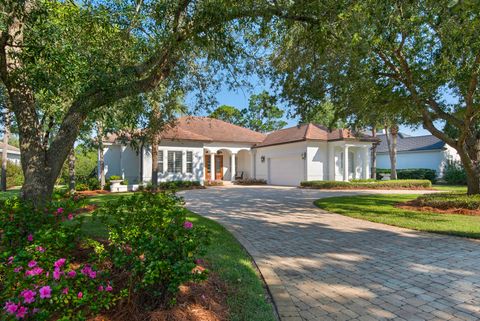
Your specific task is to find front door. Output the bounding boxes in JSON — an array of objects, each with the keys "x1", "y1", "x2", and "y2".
[{"x1": 205, "y1": 155, "x2": 223, "y2": 180}]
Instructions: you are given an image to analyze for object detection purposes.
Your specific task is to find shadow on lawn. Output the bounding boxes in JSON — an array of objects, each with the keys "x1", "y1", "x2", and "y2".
[{"x1": 181, "y1": 186, "x2": 480, "y2": 321}]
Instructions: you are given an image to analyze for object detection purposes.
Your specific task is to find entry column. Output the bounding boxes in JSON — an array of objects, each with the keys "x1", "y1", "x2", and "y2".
[
  {"x1": 231, "y1": 153, "x2": 236, "y2": 182},
  {"x1": 210, "y1": 153, "x2": 215, "y2": 181}
]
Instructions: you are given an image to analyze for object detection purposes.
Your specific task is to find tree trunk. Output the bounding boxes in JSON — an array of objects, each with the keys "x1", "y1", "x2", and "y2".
[
  {"x1": 370, "y1": 127, "x2": 377, "y2": 180},
  {"x1": 68, "y1": 147, "x2": 75, "y2": 194},
  {"x1": 151, "y1": 135, "x2": 159, "y2": 191},
  {"x1": 1, "y1": 112, "x2": 10, "y2": 191},
  {"x1": 456, "y1": 137, "x2": 480, "y2": 195},
  {"x1": 97, "y1": 123, "x2": 105, "y2": 190},
  {"x1": 385, "y1": 125, "x2": 398, "y2": 180}
]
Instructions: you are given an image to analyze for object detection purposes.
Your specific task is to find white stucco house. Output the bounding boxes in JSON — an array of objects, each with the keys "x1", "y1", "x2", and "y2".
[
  {"x1": 0, "y1": 143, "x2": 21, "y2": 165},
  {"x1": 376, "y1": 133, "x2": 459, "y2": 177},
  {"x1": 102, "y1": 116, "x2": 376, "y2": 187}
]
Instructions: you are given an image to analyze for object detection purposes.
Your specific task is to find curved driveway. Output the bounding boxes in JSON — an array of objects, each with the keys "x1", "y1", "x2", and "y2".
[{"x1": 180, "y1": 186, "x2": 480, "y2": 321}]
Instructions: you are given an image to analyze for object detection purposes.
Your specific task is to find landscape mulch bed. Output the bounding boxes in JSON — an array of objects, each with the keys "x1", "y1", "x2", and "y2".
[
  {"x1": 396, "y1": 200, "x2": 480, "y2": 216},
  {"x1": 89, "y1": 273, "x2": 228, "y2": 321}
]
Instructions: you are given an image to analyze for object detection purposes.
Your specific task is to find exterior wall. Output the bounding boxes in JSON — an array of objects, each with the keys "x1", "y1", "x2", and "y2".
[
  {"x1": 306, "y1": 141, "x2": 328, "y2": 181},
  {"x1": 236, "y1": 150, "x2": 252, "y2": 179},
  {"x1": 103, "y1": 144, "x2": 122, "y2": 178},
  {"x1": 142, "y1": 140, "x2": 205, "y2": 183},
  {"x1": 0, "y1": 151, "x2": 21, "y2": 165},
  {"x1": 377, "y1": 149, "x2": 447, "y2": 176},
  {"x1": 254, "y1": 141, "x2": 307, "y2": 184}
]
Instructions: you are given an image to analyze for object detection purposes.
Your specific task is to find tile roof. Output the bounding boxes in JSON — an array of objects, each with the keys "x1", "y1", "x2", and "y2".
[
  {"x1": 0, "y1": 143, "x2": 20, "y2": 152},
  {"x1": 105, "y1": 116, "x2": 266, "y2": 144},
  {"x1": 376, "y1": 134, "x2": 446, "y2": 153},
  {"x1": 254, "y1": 123, "x2": 376, "y2": 148}
]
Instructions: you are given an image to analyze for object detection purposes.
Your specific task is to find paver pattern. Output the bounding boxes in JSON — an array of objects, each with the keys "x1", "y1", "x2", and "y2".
[{"x1": 181, "y1": 186, "x2": 480, "y2": 321}]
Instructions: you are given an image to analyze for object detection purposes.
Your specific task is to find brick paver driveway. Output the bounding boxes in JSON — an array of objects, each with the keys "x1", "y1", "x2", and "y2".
[{"x1": 180, "y1": 186, "x2": 480, "y2": 321}]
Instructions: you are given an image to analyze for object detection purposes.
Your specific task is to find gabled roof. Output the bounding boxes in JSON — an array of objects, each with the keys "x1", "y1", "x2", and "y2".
[
  {"x1": 0, "y1": 143, "x2": 20, "y2": 152},
  {"x1": 105, "y1": 116, "x2": 266, "y2": 144},
  {"x1": 376, "y1": 134, "x2": 446, "y2": 153},
  {"x1": 254, "y1": 123, "x2": 376, "y2": 148}
]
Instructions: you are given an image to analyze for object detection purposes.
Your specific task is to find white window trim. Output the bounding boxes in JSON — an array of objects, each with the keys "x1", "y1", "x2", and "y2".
[{"x1": 168, "y1": 150, "x2": 183, "y2": 173}]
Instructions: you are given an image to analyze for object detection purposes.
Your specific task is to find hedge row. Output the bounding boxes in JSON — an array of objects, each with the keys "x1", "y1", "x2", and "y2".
[
  {"x1": 234, "y1": 178, "x2": 267, "y2": 185},
  {"x1": 415, "y1": 193, "x2": 480, "y2": 210},
  {"x1": 300, "y1": 179, "x2": 432, "y2": 189},
  {"x1": 376, "y1": 168, "x2": 437, "y2": 183}
]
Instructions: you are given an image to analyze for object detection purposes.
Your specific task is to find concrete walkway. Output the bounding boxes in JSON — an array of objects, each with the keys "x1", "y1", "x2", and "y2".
[{"x1": 180, "y1": 186, "x2": 480, "y2": 321}]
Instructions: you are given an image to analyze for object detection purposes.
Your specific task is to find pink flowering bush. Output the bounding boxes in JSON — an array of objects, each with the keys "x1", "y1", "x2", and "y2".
[
  {"x1": 1, "y1": 197, "x2": 121, "y2": 320},
  {"x1": 94, "y1": 192, "x2": 209, "y2": 307},
  {"x1": 1, "y1": 252, "x2": 119, "y2": 320}
]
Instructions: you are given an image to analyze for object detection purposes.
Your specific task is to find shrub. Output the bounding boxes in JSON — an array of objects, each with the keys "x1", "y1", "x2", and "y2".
[
  {"x1": 120, "y1": 179, "x2": 128, "y2": 186},
  {"x1": 443, "y1": 160, "x2": 467, "y2": 185},
  {"x1": 234, "y1": 178, "x2": 267, "y2": 185},
  {"x1": 415, "y1": 193, "x2": 480, "y2": 210},
  {"x1": 158, "y1": 180, "x2": 201, "y2": 190},
  {"x1": 300, "y1": 179, "x2": 432, "y2": 189},
  {"x1": 109, "y1": 175, "x2": 122, "y2": 181},
  {"x1": 87, "y1": 178, "x2": 100, "y2": 191},
  {"x1": 75, "y1": 183, "x2": 89, "y2": 191},
  {"x1": 376, "y1": 168, "x2": 437, "y2": 183},
  {"x1": 205, "y1": 180, "x2": 223, "y2": 186},
  {"x1": 94, "y1": 192, "x2": 209, "y2": 307},
  {"x1": 0, "y1": 160, "x2": 24, "y2": 188}
]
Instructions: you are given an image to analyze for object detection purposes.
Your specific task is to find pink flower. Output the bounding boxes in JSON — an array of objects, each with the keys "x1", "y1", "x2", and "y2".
[
  {"x1": 80, "y1": 265, "x2": 92, "y2": 276},
  {"x1": 77, "y1": 292, "x2": 83, "y2": 299},
  {"x1": 4, "y1": 301, "x2": 18, "y2": 314},
  {"x1": 56, "y1": 207, "x2": 64, "y2": 215},
  {"x1": 89, "y1": 270, "x2": 97, "y2": 279},
  {"x1": 27, "y1": 234, "x2": 33, "y2": 242},
  {"x1": 27, "y1": 260, "x2": 37, "y2": 268},
  {"x1": 14, "y1": 267, "x2": 23, "y2": 273},
  {"x1": 20, "y1": 289, "x2": 36, "y2": 304},
  {"x1": 98, "y1": 285, "x2": 104, "y2": 292},
  {"x1": 35, "y1": 246, "x2": 45, "y2": 253},
  {"x1": 68, "y1": 213, "x2": 74, "y2": 220},
  {"x1": 54, "y1": 258, "x2": 66, "y2": 268},
  {"x1": 39, "y1": 286, "x2": 52, "y2": 299},
  {"x1": 67, "y1": 270, "x2": 76, "y2": 278},
  {"x1": 25, "y1": 267, "x2": 43, "y2": 277},
  {"x1": 53, "y1": 268, "x2": 62, "y2": 280},
  {"x1": 183, "y1": 221, "x2": 193, "y2": 229},
  {"x1": 195, "y1": 258, "x2": 204, "y2": 265},
  {"x1": 16, "y1": 306, "x2": 27, "y2": 318},
  {"x1": 7, "y1": 256, "x2": 14, "y2": 265},
  {"x1": 105, "y1": 285, "x2": 113, "y2": 292},
  {"x1": 62, "y1": 287, "x2": 69, "y2": 295}
]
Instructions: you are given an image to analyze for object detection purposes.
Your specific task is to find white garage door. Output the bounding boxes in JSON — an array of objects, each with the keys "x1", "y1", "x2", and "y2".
[{"x1": 268, "y1": 156, "x2": 304, "y2": 186}]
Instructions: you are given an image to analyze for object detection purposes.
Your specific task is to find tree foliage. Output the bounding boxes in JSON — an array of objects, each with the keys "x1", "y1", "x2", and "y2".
[{"x1": 267, "y1": 0, "x2": 480, "y2": 193}]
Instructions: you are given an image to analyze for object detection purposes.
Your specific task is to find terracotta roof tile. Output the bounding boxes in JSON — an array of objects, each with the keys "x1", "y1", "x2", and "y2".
[
  {"x1": 254, "y1": 124, "x2": 376, "y2": 148},
  {"x1": 104, "y1": 116, "x2": 265, "y2": 144},
  {"x1": 0, "y1": 143, "x2": 20, "y2": 152}
]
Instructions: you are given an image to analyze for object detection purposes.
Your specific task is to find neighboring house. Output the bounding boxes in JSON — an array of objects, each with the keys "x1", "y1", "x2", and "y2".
[
  {"x1": 102, "y1": 117, "x2": 376, "y2": 187},
  {"x1": 376, "y1": 133, "x2": 459, "y2": 177},
  {"x1": 0, "y1": 143, "x2": 21, "y2": 165}
]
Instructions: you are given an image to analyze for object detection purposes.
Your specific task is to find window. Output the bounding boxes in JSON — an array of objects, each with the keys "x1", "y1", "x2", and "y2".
[
  {"x1": 168, "y1": 151, "x2": 182, "y2": 173},
  {"x1": 158, "y1": 150, "x2": 164, "y2": 173},
  {"x1": 186, "y1": 151, "x2": 193, "y2": 173}
]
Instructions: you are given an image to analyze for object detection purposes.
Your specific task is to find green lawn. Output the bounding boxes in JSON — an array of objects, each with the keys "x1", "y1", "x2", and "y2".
[
  {"x1": 433, "y1": 185, "x2": 468, "y2": 192},
  {"x1": 8, "y1": 191, "x2": 275, "y2": 321},
  {"x1": 315, "y1": 194, "x2": 480, "y2": 239}
]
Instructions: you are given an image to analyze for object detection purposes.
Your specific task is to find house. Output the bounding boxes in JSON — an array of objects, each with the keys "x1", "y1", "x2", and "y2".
[
  {"x1": 376, "y1": 133, "x2": 459, "y2": 176},
  {"x1": 102, "y1": 116, "x2": 376, "y2": 187},
  {"x1": 0, "y1": 143, "x2": 21, "y2": 165}
]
